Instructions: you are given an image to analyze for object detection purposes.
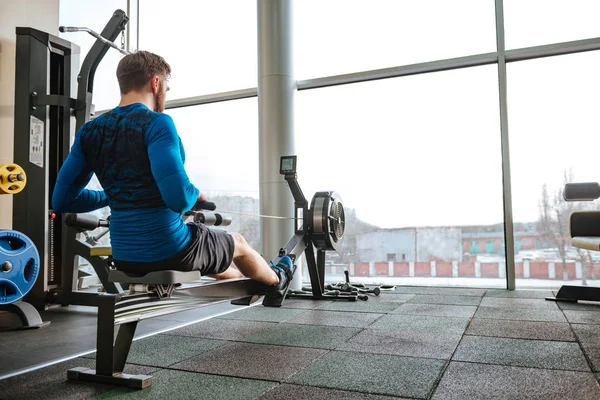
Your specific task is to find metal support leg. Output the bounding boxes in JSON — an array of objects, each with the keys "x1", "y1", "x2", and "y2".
[{"x1": 0, "y1": 301, "x2": 50, "y2": 329}]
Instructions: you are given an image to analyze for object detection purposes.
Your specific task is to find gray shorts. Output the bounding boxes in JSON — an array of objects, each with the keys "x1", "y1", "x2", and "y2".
[{"x1": 114, "y1": 222, "x2": 235, "y2": 276}]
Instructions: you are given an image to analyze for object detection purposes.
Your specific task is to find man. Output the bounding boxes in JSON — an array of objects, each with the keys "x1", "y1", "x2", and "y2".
[{"x1": 52, "y1": 50, "x2": 294, "y2": 295}]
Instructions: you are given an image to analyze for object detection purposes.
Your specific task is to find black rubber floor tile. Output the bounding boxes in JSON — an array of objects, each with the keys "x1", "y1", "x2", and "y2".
[
  {"x1": 466, "y1": 318, "x2": 576, "y2": 341},
  {"x1": 453, "y1": 336, "x2": 590, "y2": 371},
  {"x1": 392, "y1": 303, "x2": 477, "y2": 318},
  {"x1": 126, "y1": 334, "x2": 227, "y2": 367},
  {"x1": 317, "y1": 300, "x2": 402, "y2": 313},
  {"x1": 407, "y1": 294, "x2": 482, "y2": 306},
  {"x1": 370, "y1": 314, "x2": 470, "y2": 335},
  {"x1": 285, "y1": 309, "x2": 384, "y2": 328},
  {"x1": 563, "y1": 309, "x2": 600, "y2": 324},
  {"x1": 288, "y1": 350, "x2": 445, "y2": 399},
  {"x1": 485, "y1": 289, "x2": 555, "y2": 299},
  {"x1": 572, "y1": 324, "x2": 600, "y2": 372},
  {"x1": 161, "y1": 318, "x2": 277, "y2": 340},
  {"x1": 475, "y1": 307, "x2": 567, "y2": 322},
  {"x1": 259, "y1": 384, "x2": 410, "y2": 399},
  {"x1": 241, "y1": 323, "x2": 361, "y2": 349},
  {"x1": 94, "y1": 369, "x2": 277, "y2": 400},
  {"x1": 337, "y1": 328, "x2": 462, "y2": 359},
  {"x1": 431, "y1": 361, "x2": 600, "y2": 400},
  {"x1": 217, "y1": 306, "x2": 307, "y2": 323},
  {"x1": 280, "y1": 299, "x2": 334, "y2": 309},
  {"x1": 170, "y1": 342, "x2": 327, "y2": 381},
  {"x1": 479, "y1": 297, "x2": 560, "y2": 309},
  {"x1": 0, "y1": 358, "x2": 158, "y2": 400},
  {"x1": 393, "y1": 286, "x2": 486, "y2": 296}
]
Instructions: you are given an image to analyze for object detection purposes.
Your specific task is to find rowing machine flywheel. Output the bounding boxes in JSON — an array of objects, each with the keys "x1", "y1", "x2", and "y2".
[{"x1": 309, "y1": 191, "x2": 345, "y2": 251}]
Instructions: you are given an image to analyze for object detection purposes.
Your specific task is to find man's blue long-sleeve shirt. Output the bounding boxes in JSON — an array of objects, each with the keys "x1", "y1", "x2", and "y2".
[{"x1": 52, "y1": 103, "x2": 200, "y2": 262}]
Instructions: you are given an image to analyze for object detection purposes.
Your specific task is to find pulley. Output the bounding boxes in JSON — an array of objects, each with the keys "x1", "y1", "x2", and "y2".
[
  {"x1": 0, "y1": 230, "x2": 40, "y2": 305},
  {"x1": 0, "y1": 163, "x2": 27, "y2": 195},
  {"x1": 309, "y1": 191, "x2": 345, "y2": 251}
]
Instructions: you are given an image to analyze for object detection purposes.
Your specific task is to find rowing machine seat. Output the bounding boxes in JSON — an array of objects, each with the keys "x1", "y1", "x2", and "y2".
[{"x1": 108, "y1": 269, "x2": 201, "y2": 284}]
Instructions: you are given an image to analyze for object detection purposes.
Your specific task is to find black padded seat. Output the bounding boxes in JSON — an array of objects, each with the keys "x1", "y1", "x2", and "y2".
[{"x1": 108, "y1": 269, "x2": 201, "y2": 284}]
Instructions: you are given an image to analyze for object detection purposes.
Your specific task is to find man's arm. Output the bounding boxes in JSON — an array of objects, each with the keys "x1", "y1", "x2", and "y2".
[
  {"x1": 146, "y1": 114, "x2": 200, "y2": 213},
  {"x1": 52, "y1": 135, "x2": 109, "y2": 213}
]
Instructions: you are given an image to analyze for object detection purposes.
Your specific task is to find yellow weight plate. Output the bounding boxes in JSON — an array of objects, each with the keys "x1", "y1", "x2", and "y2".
[{"x1": 0, "y1": 163, "x2": 27, "y2": 195}]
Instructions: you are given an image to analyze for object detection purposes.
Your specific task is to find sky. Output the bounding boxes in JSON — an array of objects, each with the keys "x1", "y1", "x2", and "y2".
[{"x1": 58, "y1": 0, "x2": 600, "y2": 230}]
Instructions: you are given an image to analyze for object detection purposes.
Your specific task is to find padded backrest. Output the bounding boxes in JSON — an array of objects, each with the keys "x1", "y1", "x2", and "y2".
[{"x1": 108, "y1": 269, "x2": 201, "y2": 284}]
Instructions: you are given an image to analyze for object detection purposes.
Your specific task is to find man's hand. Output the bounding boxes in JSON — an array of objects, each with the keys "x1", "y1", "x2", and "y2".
[{"x1": 197, "y1": 193, "x2": 208, "y2": 202}]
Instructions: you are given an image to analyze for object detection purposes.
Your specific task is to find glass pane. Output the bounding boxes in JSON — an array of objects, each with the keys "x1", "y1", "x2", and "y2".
[
  {"x1": 139, "y1": 0, "x2": 257, "y2": 99},
  {"x1": 59, "y1": 0, "x2": 128, "y2": 111},
  {"x1": 508, "y1": 51, "x2": 600, "y2": 289},
  {"x1": 296, "y1": 66, "x2": 505, "y2": 287},
  {"x1": 504, "y1": 0, "x2": 600, "y2": 50},
  {"x1": 165, "y1": 98, "x2": 260, "y2": 248},
  {"x1": 294, "y1": 0, "x2": 496, "y2": 80}
]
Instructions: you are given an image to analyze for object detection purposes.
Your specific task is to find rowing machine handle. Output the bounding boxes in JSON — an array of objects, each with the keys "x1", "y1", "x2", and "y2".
[
  {"x1": 65, "y1": 213, "x2": 109, "y2": 230},
  {"x1": 563, "y1": 182, "x2": 600, "y2": 201},
  {"x1": 193, "y1": 200, "x2": 216, "y2": 211}
]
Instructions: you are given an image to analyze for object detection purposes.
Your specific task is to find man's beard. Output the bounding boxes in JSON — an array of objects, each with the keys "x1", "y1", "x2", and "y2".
[{"x1": 154, "y1": 83, "x2": 166, "y2": 112}]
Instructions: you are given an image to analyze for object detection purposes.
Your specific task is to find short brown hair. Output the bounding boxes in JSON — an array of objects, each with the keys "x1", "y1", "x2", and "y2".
[{"x1": 116, "y1": 50, "x2": 171, "y2": 94}]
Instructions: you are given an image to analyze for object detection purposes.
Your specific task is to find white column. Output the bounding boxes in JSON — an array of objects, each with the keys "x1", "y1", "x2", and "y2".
[
  {"x1": 523, "y1": 260, "x2": 530, "y2": 278},
  {"x1": 388, "y1": 261, "x2": 394, "y2": 277},
  {"x1": 430, "y1": 261, "x2": 436, "y2": 277},
  {"x1": 369, "y1": 261, "x2": 376, "y2": 277},
  {"x1": 257, "y1": 0, "x2": 299, "y2": 289},
  {"x1": 576, "y1": 262, "x2": 583, "y2": 279},
  {"x1": 452, "y1": 261, "x2": 459, "y2": 277},
  {"x1": 548, "y1": 262, "x2": 556, "y2": 279},
  {"x1": 409, "y1": 261, "x2": 415, "y2": 277},
  {"x1": 475, "y1": 261, "x2": 481, "y2": 278}
]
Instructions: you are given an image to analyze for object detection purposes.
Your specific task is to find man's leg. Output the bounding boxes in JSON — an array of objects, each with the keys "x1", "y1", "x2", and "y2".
[{"x1": 223, "y1": 233, "x2": 279, "y2": 285}]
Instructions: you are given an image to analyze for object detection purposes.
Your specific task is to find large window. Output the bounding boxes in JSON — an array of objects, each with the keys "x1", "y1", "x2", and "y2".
[
  {"x1": 59, "y1": 0, "x2": 128, "y2": 111},
  {"x1": 504, "y1": 0, "x2": 600, "y2": 50},
  {"x1": 293, "y1": 0, "x2": 496, "y2": 80},
  {"x1": 296, "y1": 65, "x2": 505, "y2": 287},
  {"x1": 166, "y1": 98, "x2": 261, "y2": 247},
  {"x1": 508, "y1": 51, "x2": 600, "y2": 289},
  {"x1": 139, "y1": 0, "x2": 257, "y2": 99}
]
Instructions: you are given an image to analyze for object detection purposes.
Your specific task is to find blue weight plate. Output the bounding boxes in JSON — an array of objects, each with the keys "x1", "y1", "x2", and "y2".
[{"x1": 0, "y1": 230, "x2": 40, "y2": 305}]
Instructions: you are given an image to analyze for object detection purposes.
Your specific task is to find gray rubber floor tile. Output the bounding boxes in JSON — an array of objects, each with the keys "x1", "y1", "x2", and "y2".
[
  {"x1": 572, "y1": 324, "x2": 600, "y2": 372},
  {"x1": 407, "y1": 294, "x2": 482, "y2": 306},
  {"x1": 259, "y1": 384, "x2": 410, "y2": 399},
  {"x1": 280, "y1": 299, "x2": 334, "y2": 309},
  {"x1": 393, "y1": 286, "x2": 486, "y2": 297},
  {"x1": 466, "y1": 318, "x2": 576, "y2": 341},
  {"x1": 556, "y1": 301, "x2": 600, "y2": 311},
  {"x1": 285, "y1": 309, "x2": 384, "y2": 328},
  {"x1": 374, "y1": 293, "x2": 416, "y2": 303},
  {"x1": 241, "y1": 323, "x2": 361, "y2": 349},
  {"x1": 161, "y1": 318, "x2": 277, "y2": 341},
  {"x1": 93, "y1": 369, "x2": 277, "y2": 400},
  {"x1": 217, "y1": 305, "x2": 307, "y2": 323},
  {"x1": 485, "y1": 289, "x2": 555, "y2": 299},
  {"x1": 431, "y1": 361, "x2": 600, "y2": 400},
  {"x1": 563, "y1": 309, "x2": 600, "y2": 324},
  {"x1": 337, "y1": 327, "x2": 462, "y2": 359},
  {"x1": 126, "y1": 334, "x2": 227, "y2": 367},
  {"x1": 392, "y1": 303, "x2": 477, "y2": 318},
  {"x1": 475, "y1": 307, "x2": 567, "y2": 322},
  {"x1": 479, "y1": 297, "x2": 560, "y2": 309},
  {"x1": 0, "y1": 358, "x2": 158, "y2": 400},
  {"x1": 453, "y1": 336, "x2": 590, "y2": 371},
  {"x1": 317, "y1": 300, "x2": 402, "y2": 313},
  {"x1": 370, "y1": 314, "x2": 470, "y2": 335},
  {"x1": 288, "y1": 350, "x2": 445, "y2": 399},
  {"x1": 170, "y1": 342, "x2": 327, "y2": 381}
]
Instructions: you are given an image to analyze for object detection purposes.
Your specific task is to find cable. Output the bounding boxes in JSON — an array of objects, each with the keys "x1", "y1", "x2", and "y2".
[{"x1": 215, "y1": 209, "x2": 301, "y2": 220}]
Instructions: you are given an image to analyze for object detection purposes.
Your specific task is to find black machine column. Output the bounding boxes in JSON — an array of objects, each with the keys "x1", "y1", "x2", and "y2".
[{"x1": 12, "y1": 28, "x2": 79, "y2": 308}]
